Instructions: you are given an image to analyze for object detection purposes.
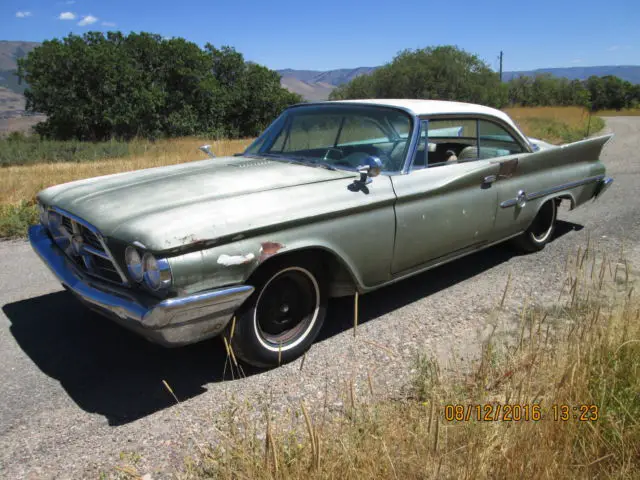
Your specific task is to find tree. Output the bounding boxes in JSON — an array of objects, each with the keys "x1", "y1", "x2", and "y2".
[
  {"x1": 17, "y1": 32, "x2": 302, "y2": 140},
  {"x1": 329, "y1": 46, "x2": 507, "y2": 107}
]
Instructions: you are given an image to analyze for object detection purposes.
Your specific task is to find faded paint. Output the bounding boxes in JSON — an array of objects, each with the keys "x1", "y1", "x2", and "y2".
[{"x1": 217, "y1": 253, "x2": 256, "y2": 266}]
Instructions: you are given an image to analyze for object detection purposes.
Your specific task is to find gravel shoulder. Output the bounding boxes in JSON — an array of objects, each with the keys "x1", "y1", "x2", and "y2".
[{"x1": 1, "y1": 117, "x2": 639, "y2": 479}]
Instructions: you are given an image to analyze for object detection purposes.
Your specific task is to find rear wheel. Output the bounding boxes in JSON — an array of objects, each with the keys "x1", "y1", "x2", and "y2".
[
  {"x1": 512, "y1": 199, "x2": 557, "y2": 253},
  {"x1": 227, "y1": 257, "x2": 327, "y2": 368}
]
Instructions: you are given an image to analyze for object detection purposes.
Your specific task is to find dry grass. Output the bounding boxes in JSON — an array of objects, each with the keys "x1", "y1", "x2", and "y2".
[
  {"x1": 149, "y1": 243, "x2": 639, "y2": 480},
  {"x1": 596, "y1": 108, "x2": 640, "y2": 117},
  {"x1": 503, "y1": 106, "x2": 605, "y2": 144},
  {"x1": 0, "y1": 137, "x2": 252, "y2": 206}
]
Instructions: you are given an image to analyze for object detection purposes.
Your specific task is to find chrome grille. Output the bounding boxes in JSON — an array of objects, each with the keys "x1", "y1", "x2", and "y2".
[{"x1": 47, "y1": 207, "x2": 128, "y2": 286}]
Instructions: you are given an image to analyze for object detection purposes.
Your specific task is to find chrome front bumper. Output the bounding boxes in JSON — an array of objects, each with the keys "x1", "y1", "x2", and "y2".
[{"x1": 28, "y1": 224, "x2": 254, "y2": 346}]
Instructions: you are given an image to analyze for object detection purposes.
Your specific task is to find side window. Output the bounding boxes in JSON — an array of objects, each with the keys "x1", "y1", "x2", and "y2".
[
  {"x1": 478, "y1": 120, "x2": 525, "y2": 158},
  {"x1": 423, "y1": 118, "x2": 479, "y2": 168}
]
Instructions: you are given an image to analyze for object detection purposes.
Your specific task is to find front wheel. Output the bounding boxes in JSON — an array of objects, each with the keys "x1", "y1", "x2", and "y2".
[
  {"x1": 226, "y1": 257, "x2": 327, "y2": 368},
  {"x1": 512, "y1": 199, "x2": 557, "y2": 253}
]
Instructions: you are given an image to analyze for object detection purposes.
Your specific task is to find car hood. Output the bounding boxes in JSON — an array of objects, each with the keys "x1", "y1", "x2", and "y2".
[{"x1": 38, "y1": 155, "x2": 356, "y2": 250}]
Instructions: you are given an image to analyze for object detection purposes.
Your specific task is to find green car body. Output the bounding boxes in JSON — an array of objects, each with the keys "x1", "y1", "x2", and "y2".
[{"x1": 29, "y1": 99, "x2": 613, "y2": 364}]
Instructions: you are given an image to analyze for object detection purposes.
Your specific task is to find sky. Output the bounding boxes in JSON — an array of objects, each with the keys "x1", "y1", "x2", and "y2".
[{"x1": 1, "y1": 0, "x2": 638, "y2": 72}]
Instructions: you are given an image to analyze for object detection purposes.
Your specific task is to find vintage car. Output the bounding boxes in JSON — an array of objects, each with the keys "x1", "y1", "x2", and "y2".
[{"x1": 29, "y1": 99, "x2": 614, "y2": 367}]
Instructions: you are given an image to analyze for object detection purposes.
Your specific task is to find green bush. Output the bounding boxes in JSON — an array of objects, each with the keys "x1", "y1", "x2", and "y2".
[{"x1": 0, "y1": 201, "x2": 38, "y2": 238}]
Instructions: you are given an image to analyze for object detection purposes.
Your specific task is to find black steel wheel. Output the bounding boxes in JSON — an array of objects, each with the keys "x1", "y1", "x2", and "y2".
[{"x1": 227, "y1": 256, "x2": 327, "y2": 368}]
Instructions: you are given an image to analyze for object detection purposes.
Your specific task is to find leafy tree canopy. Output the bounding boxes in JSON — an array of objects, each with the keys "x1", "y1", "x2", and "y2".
[
  {"x1": 329, "y1": 45, "x2": 640, "y2": 112},
  {"x1": 17, "y1": 32, "x2": 302, "y2": 141},
  {"x1": 329, "y1": 46, "x2": 508, "y2": 107}
]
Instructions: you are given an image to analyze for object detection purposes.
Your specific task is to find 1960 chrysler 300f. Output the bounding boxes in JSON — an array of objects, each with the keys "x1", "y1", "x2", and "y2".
[{"x1": 29, "y1": 99, "x2": 614, "y2": 367}]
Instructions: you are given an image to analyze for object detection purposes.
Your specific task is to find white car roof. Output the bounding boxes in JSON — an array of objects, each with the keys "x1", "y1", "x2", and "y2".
[{"x1": 313, "y1": 98, "x2": 518, "y2": 130}]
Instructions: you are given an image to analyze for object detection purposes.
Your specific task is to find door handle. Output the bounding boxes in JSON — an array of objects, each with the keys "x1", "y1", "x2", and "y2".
[{"x1": 483, "y1": 175, "x2": 497, "y2": 185}]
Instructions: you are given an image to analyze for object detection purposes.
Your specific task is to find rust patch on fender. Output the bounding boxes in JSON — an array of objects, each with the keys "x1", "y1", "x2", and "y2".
[{"x1": 259, "y1": 241, "x2": 285, "y2": 262}]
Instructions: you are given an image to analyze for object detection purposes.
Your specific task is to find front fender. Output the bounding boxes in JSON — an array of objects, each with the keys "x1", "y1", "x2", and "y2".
[{"x1": 167, "y1": 190, "x2": 398, "y2": 295}]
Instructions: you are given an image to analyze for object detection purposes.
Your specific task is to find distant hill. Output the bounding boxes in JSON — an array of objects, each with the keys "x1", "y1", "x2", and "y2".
[
  {"x1": 502, "y1": 66, "x2": 640, "y2": 83},
  {"x1": 278, "y1": 65, "x2": 640, "y2": 101},
  {"x1": 0, "y1": 41, "x2": 40, "y2": 93}
]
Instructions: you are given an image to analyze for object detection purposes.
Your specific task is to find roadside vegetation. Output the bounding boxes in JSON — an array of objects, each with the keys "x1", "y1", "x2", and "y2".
[
  {"x1": 17, "y1": 32, "x2": 301, "y2": 141},
  {"x1": 330, "y1": 46, "x2": 640, "y2": 114},
  {"x1": 106, "y1": 244, "x2": 639, "y2": 479},
  {"x1": 503, "y1": 106, "x2": 605, "y2": 144}
]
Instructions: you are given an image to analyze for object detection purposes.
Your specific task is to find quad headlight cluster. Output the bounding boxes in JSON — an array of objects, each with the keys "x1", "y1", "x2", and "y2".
[{"x1": 125, "y1": 246, "x2": 172, "y2": 291}]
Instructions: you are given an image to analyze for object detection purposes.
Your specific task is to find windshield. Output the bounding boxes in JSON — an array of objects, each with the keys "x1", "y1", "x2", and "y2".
[{"x1": 244, "y1": 104, "x2": 414, "y2": 172}]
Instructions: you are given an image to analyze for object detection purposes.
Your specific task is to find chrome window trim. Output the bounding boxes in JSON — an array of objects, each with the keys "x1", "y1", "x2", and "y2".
[
  {"x1": 399, "y1": 113, "x2": 424, "y2": 174},
  {"x1": 499, "y1": 175, "x2": 605, "y2": 208},
  {"x1": 48, "y1": 206, "x2": 129, "y2": 285},
  {"x1": 404, "y1": 113, "x2": 533, "y2": 173}
]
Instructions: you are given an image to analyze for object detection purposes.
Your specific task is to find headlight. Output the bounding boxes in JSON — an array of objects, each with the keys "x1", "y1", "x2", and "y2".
[
  {"x1": 125, "y1": 246, "x2": 144, "y2": 283},
  {"x1": 142, "y1": 252, "x2": 172, "y2": 290},
  {"x1": 37, "y1": 203, "x2": 49, "y2": 226},
  {"x1": 48, "y1": 210, "x2": 61, "y2": 231}
]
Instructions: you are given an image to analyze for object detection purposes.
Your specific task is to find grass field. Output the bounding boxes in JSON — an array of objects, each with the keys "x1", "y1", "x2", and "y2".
[
  {"x1": 107, "y1": 245, "x2": 639, "y2": 479},
  {"x1": 0, "y1": 107, "x2": 606, "y2": 238},
  {"x1": 503, "y1": 106, "x2": 605, "y2": 144}
]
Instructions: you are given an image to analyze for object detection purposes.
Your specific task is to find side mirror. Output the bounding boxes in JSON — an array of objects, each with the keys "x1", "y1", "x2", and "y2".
[
  {"x1": 355, "y1": 156, "x2": 383, "y2": 185},
  {"x1": 199, "y1": 144, "x2": 215, "y2": 158}
]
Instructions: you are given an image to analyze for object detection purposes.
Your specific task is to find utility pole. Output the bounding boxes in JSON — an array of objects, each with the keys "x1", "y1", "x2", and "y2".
[{"x1": 499, "y1": 51, "x2": 503, "y2": 82}]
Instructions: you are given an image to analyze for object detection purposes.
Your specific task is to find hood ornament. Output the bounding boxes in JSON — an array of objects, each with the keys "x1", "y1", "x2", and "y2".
[{"x1": 199, "y1": 145, "x2": 216, "y2": 158}]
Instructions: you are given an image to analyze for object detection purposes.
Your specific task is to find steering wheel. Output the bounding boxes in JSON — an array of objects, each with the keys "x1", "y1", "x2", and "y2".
[{"x1": 323, "y1": 147, "x2": 344, "y2": 161}]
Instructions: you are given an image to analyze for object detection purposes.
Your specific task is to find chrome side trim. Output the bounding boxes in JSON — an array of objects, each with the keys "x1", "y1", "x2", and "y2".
[{"x1": 500, "y1": 175, "x2": 605, "y2": 208}]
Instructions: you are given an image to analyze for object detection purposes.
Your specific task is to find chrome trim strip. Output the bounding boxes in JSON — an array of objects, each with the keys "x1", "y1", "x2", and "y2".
[
  {"x1": 50, "y1": 206, "x2": 101, "y2": 235},
  {"x1": 400, "y1": 114, "x2": 424, "y2": 175},
  {"x1": 49, "y1": 206, "x2": 129, "y2": 285},
  {"x1": 500, "y1": 175, "x2": 605, "y2": 208},
  {"x1": 82, "y1": 244, "x2": 111, "y2": 259},
  {"x1": 29, "y1": 224, "x2": 254, "y2": 345}
]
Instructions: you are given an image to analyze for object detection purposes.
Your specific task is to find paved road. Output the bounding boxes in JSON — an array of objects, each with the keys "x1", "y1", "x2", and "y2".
[{"x1": 1, "y1": 118, "x2": 639, "y2": 479}]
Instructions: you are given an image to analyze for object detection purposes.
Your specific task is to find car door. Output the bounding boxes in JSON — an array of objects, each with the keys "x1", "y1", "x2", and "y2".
[
  {"x1": 474, "y1": 119, "x2": 536, "y2": 240},
  {"x1": 390, "y1": 118, "x2": 501, "y2": 274}
]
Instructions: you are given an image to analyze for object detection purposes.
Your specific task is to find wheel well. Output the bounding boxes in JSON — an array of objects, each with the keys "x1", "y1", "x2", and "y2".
[
  {"x1": 247, "y1": 247, "x2": 358, "y2": 297},
  {"x1": 554, "y1": 193, "x2": 576, "y2": 210}
]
